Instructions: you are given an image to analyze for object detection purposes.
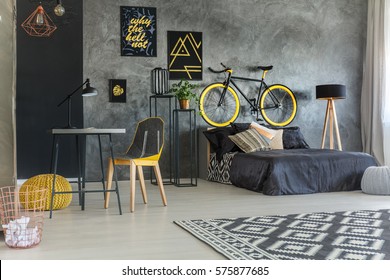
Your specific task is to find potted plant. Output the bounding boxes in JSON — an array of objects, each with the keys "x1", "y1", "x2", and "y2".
[{"x1": 169, "y1": 80, "x2": 198, "y2": 109}]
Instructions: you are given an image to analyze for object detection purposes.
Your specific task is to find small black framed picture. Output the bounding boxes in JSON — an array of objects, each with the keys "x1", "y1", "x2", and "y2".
[{"x1": 109, "y1": 79, "x2": 127, "y2": 103}]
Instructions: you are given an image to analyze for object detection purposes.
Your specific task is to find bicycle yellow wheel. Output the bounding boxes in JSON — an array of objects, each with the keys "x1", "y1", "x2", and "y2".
[
  {"x1": 199, "y1": 83, "x2": 240, "y2": 127},
  {"x1": 260, "y1": 84, "x2": 297, "y2": 127}
]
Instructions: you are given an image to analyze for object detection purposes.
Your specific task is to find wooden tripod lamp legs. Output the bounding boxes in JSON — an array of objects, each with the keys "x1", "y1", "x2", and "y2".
[{"x1": 321, "y1": 99, "x2": 342, "y2": 151}]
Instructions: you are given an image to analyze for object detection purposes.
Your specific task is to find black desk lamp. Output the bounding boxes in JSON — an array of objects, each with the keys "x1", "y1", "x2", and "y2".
[{"x1": 57, "y1": 78, "x2": 98, "y2": 128}]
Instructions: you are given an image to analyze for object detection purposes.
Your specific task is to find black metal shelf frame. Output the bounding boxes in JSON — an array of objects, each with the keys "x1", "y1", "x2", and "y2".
[
  {"x1": 149, "y1": 95, "x2": 177, "y2": 184},
  {"x1": 172, "y1": 109, "x2": 197, "y2": 187}
]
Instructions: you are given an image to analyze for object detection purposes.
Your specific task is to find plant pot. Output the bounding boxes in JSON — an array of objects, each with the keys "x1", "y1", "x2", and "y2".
[{"x1": 179, "y1": 99, "x2": 190, "y2": 109}]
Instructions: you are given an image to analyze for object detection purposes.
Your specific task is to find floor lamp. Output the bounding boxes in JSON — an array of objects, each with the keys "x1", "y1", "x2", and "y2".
[{"x1": 316, "y1": 84, "x2": 346, "y2": 150}]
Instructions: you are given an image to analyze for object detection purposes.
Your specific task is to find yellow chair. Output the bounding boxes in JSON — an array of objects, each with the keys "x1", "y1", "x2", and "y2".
[{"x1": 104, "y1": 117, "x2": 167, "y2": 212}]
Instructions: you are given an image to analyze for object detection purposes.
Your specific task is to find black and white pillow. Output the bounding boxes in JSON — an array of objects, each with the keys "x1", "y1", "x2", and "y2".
[{"x1": 228, "y1": 128, "x2": 271, "y2": 153}]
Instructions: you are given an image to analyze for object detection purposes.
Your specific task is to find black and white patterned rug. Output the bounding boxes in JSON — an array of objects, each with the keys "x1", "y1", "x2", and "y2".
[{"x1": 174, "y1": 209, "x2": 390, "y2": 260}]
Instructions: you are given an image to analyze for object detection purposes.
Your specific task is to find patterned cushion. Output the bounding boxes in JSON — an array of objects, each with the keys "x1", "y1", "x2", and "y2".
[
  {"x1": 207, "y1": 152, "x2": 235, "y2": 184},
  {"x1": 228, "y1": 128, "x2": 270, "y2": 153},
  {"x1": 20, "y1": 174, "x2": 72, "y2": 210},
  {"x1": 361, "y1": 166, "x2": 390, "y2": 195}
]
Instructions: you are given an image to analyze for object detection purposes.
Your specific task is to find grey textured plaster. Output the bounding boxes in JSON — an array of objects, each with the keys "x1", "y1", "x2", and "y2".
[{"x1": 84, "y1": 0, "x2": 367, "y2": 180}]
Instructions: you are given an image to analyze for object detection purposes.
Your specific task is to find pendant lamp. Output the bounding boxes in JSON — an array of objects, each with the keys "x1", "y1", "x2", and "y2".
[{"x1": 21, "y1": 4, "x2": 57, "y2": 37}]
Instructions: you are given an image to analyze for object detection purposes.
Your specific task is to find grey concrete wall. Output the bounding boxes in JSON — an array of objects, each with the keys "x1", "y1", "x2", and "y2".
[
  {"x1": 84, "y1": 0, "x2": 367, "y2": 180},
  {"x1": 0, "y1": 0, "x2": 15, "y2": 186}
]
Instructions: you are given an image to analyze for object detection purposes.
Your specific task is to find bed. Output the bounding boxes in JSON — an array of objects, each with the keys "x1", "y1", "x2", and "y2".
[{"x1": 204, "y1": 123, "x2": 378, "y2": 195}]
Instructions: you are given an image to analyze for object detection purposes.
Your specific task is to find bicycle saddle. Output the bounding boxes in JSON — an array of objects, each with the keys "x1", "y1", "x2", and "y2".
[{"x1": 257, "y1": 65, "x2": 273, "y2": 71}]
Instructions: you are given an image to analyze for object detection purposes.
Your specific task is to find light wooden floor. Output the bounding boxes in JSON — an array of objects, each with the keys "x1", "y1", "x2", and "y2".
[{"x1": 1, "y1": 179, "x2": 390, "y2": 260}]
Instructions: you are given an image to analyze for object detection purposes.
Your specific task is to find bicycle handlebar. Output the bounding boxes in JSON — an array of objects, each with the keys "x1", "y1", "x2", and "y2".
[
  {"x1": 209, "y1": 63, "x2": 274, "y2": 74},
  {"x1": 208, "y1": 63, "x2": 231, "y2": 74},
  {"x1": 208, "y1": 67, "x2": 227, "y2": 73}
]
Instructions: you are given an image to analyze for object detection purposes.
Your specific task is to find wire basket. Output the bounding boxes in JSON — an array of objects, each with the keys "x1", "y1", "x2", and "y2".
[{"x1": 0, "y1": 185, "x2": 47, "y2": 249}]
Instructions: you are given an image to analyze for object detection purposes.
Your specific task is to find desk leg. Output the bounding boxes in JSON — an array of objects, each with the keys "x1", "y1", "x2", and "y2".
[
  {"x1": 98, "y1": 135, "x2": 106, "y2": 198},
  {"x1": 76, "y1": 135, "x2": 83, "y2": 206},
  {"x1": 109, "y1": 134, "x2": 122, "y2": 215},
  {"x1": 49, "y1": 136, "x2": 55, "y2": 173},
  {"x1": 79, "y1": 135, "x2": 86, "y2": 211},
  {"x1": 49, "y1": 135, "x2": 60, "y2": 219}
]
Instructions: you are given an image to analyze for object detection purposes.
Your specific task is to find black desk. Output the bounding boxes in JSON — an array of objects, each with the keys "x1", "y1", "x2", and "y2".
[{"x1": 49, "y1": 128, "x2": 125, "y2": 218}]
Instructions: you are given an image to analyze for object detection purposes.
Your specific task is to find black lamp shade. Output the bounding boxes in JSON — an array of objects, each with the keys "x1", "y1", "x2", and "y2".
[
  {"x1": 82, "y1": 83, "x2": 98, "y2": 96},
  {"x1": 57, "y1": 78, "x2": 98, "y2": 128},
  {"x1": 316, "y1": 84, "x2": 346, "y2": 100}
]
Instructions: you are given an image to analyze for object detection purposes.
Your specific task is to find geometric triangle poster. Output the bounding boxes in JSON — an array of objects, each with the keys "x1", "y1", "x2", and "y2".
[{"x1": 168, "y1": 31, "x2": 202, "y2": 80}]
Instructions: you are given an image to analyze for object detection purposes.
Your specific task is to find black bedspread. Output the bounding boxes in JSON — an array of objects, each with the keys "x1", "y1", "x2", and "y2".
[{"x1": 229, "y1": 149, "x2": 377, "y2": 195}]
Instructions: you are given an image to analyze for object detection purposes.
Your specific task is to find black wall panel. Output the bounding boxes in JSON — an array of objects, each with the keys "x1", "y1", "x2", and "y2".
[{"x1": 16, "y1": 0, "x2": 83, "y2": 178}]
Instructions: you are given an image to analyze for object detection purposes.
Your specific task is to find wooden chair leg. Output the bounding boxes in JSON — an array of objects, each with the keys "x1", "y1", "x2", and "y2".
[
  {"x1": 104, "y1": 158, "x2": 114, "y2": 209},
  {"x1": 130, "y1": 160, "x2": 136, "y2": 212},
  {"x1": 137, "y1": 165, "x2": 148, "y2": 204},
  {"x1": 153, "y1": 162, "x2": 167, "y2": 206}
]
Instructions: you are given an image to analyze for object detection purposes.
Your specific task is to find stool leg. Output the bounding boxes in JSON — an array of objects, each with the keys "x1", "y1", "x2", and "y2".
[{"x1": 98, "y1": 135, "x2": 106, "y2": 197}]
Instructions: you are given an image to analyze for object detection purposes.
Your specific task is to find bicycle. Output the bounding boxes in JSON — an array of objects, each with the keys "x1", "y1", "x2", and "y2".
[{"x1": 199, "y1": 63, "x2": 297, "y2": 127}]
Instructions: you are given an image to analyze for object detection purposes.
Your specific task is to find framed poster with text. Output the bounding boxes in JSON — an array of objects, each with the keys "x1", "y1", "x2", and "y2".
[
  {"x1": 168, "y1": 31, "x2": 202, "y2": 80},
  {"x1": 120, "y1": 6, "x2": 157, "y2": 57}
]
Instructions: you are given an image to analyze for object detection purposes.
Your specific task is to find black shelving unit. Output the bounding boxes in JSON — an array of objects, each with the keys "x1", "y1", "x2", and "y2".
[
  {"x1": 149, "y1": 94, "x2": 177, "y2": 184},
  {"x1": 173, "y1": 109, "x2": 197, "y2": 187}
]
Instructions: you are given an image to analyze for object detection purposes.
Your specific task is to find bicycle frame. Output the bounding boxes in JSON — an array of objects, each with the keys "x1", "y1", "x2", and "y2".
[
  {"x1": 202, "y1": 64, "x2": 297, "y2": 127},
  {"x1": 219, "y1": 71, "x2": 279, "y2": 112}
]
